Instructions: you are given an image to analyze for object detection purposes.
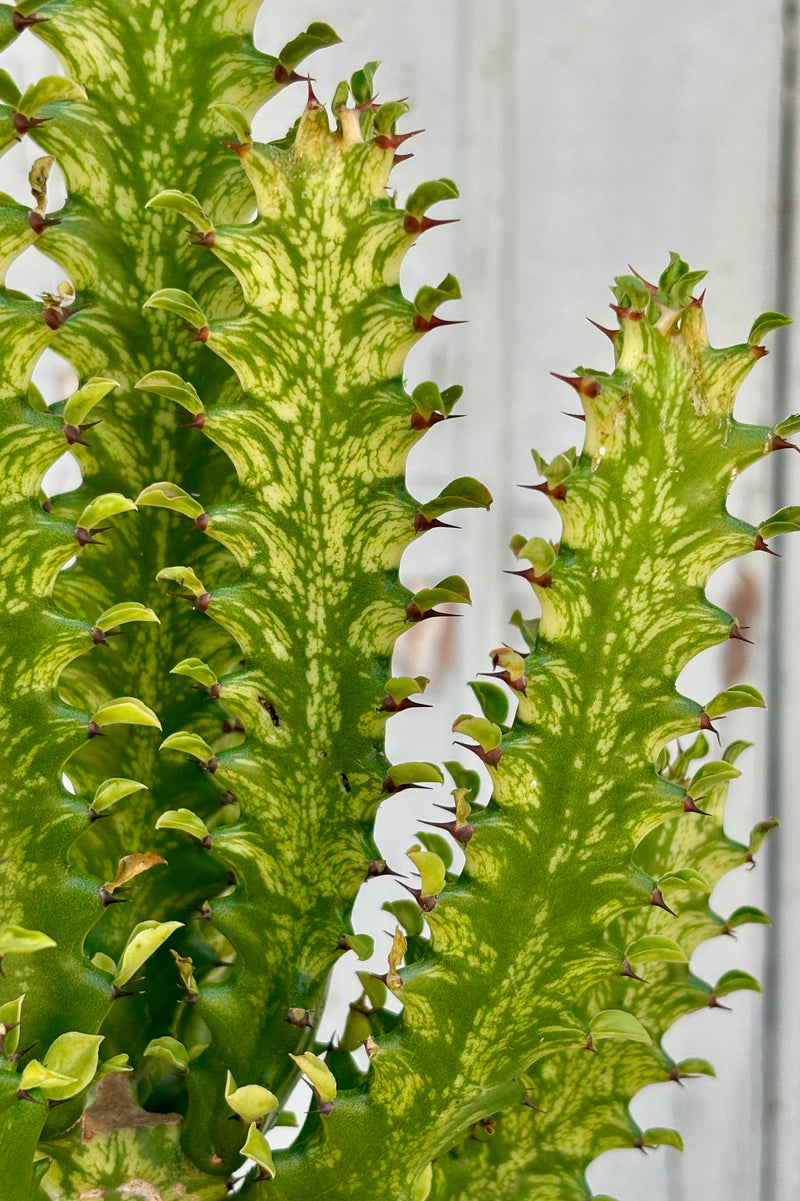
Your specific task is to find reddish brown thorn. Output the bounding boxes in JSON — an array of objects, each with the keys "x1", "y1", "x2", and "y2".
[
  {"x1": 393, "y1": 152, "x2": 414, "y2": 165},
  {"x1": 179, "y1": 412, "x2": 206, "y2": 430},
  {"x1": 74, "y1": 525, "x2": 110, "y2": 547},
  {"x1": 745, "y1": 851, "x2": 757, "y2": 871},
  {"x1": 63, "y1": 419, "x2": 100, "y2": 446},
  {"x1": 453, "y1": 740, "x2": 503, "y2": 767},
  {"x1": 627, "y1": 264, "x2": 658, "y2": 294},
  {"x1": 16, "y1": 1089, "x2": 43, "y2": 1104},
  {"x1": 669, "y1": 1065, "x2": 687, "y2": 1085},
  {"x1": 698, "y1": 711, "x2": 721, "y2": 744},
  {"x1": 355, "y1": 93, "x2": 379, "y2": 114},
  {"x1": 12, "y1": 111, "x2": 50, "y2": 137},
  {"x1": 405, "y1": 602, "x2": 455, "y2": 623},
  {"x1": 719, "y1": 922, "x2": 737, "y2": 938},
  {"x1": 478, "y1": 669, "x2": 528, "y2": 695},
  {"x1": 273, "y1": 64, "x2": 311, "y2": 85},
  {"x1": 12, "y1": 10, "x2": 48, "y2": 29},
  {"x1": 91, "y1": 626, "x2": 123, "y2": 645},
  {"x1": 27, "y1": 210, "x2": 61, "y2": 235},
  {"x1": 609, "y1": 303, "x2": 643, "y2": 322},
  {"x1": 412, "y1": 314, "x2": 466, "y2": 333},
  {"x1": 421, "y1": 817, "x2": 475, "y2": 845},
  {"x1": 382, "y1": 775, "x2": 430, "y2": 794},
  {"x1": 99, "y1": 886, "x2": 128, "y2": 908},
  {"x1": 750, "y1": 344, "x2": 769, "y2": 360},
  {"x1": 707, "y1": 993, "x2": 731, "y2": 1011},
  {"x1": 413, "y1": 513, "x2": 459, "y2": 533},
  {"x1": 650, "y1": 886, "x2": 676, "y2": 916},
  {"x1": 504, "y1": 567, "x2": 552, "y2": 589},
  {"x1": 286, "y1": 1007, "x2": 312, "y2": 1029},
  {"x1": 632, "y1": 1135, "x2": 648, "y2": 1154},
  {"x1": 41, "y1": 498, "x2": 52, "y2": 513},
  {"x1": 754, "y1": 533, "x2": 780, "y2": 557},
  {"x1": 771, "y1": 434, "x2": 800, "y2": 453},
  {"x1": 183, "y1": 324, "x2": 210, "y2": 344},
  {"x1": 587, "y1": 316, "x2": 618, "y2": 342},
  {"x1": 683, "y1": 795, "x2": 710, "y2": 816},
  {"x1": 87, "y1": 808, "x2": 108, "y2": 823},
  {"x1": 403, "y1": 214, "x2": 459, "y2": 236},
  {"x1": 367, "y1": 859, "x2": 388, "y2": 877},
  {"x1": 692, "y1": 289, "x2": 707, "y2": 308},
  {"x1": 110, "y1": 984, "x2": 139, "y2": 1000},
  {"x1": 562, "y1": 410, "x2": 586, "y2": 421},
  {"x1": 378, "y1": 694, "x2": 431, "y2": 713},
  {"x1": 521, "y1": 480, "x2": 568, "y2": 501},
  {"x1": 583, "y1": 1035, "x2": 598, "y2": 1054},
  {"x1": 729, "y1": 621, "x2": 754, "y2": 645},
  {"x1": 375, "y1": 128, "x2": 423, "y2": 151},
  {"x1": 219, "y1": 138, "x2": 249, "y2": 157},
  {"x1": 521, "y1": 1090, "x2": 544, "y2": 1112},
  {"x1": 43, "y1": 303, "x2": 87, "y2": 330},
  {"x1": 620, "y1": 959, "x2": 645, "y2": 981},
  {"x1": 550, "y1": 371, "x2": 601, "y2": 398},
  {"x1": 86, "y1": 720, "x2": 104, "y2": 739},
  {"x1": 201, "y1": 757, "x2": 219, "y2": 775},
  {"x1": 194, "y1": 511, "x2": 209, "y2": 532},
  {"x1": 189, "y1": 230, "x2": 216, "y2": 248},
  {"x1": 403, "y1": 882, "x2": 438, "y2": 913}
]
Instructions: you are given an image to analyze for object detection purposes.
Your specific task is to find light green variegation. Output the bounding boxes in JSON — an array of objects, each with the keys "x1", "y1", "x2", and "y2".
[{"x1": 0, "y1": 3, "x2": 794, "y2": 1200}]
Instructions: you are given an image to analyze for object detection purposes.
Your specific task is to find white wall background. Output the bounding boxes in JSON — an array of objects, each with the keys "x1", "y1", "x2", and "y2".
[{"x1": 2, "y1": 3, "x2": 799, "y2": 1198}]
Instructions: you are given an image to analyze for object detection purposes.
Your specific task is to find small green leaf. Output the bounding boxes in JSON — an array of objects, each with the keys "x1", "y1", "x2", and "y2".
[
  {"x1": 657, "y1": 869, "x2": 711, "y2": 893},
  {"x1": 748, "y1": 310, "x2": 792, "y2": 345},
  {"x1": 171, "y1": 657, "x2": 218, "y2": 689},
  {"x1": 159, "y1": 731, "x2": 215, "y2": 762},
  {"x1": 749, "y1": 818, "x2": 779, "y2": 854},
  {"x1": 688, "y1": 760, "x2": 741, "y2": 797},
  {"x1": 94, "y1": 602, "x2": 160, "y2": 633},
  {"x1": 775, "y1": 412, "x2": 800, "y2": 438},
  {"x1": 0, "y1": 995, "x2": 24, "y2": 1056},
  {"x1": 208, "y1": 102, "x2": 252, "y2": 145},
  {"x1": 385, "y1": 762, "x2": 444, "y2": 787},
  {"x1": 385, "y1": 676, "x2": 428, "y2": 705},
  {"x1": 76, "y1": 492, "x2": 137, "y2": 531},
  {"x1": 705, "y1": 684, "x2": 766, "y2": 718},
  {"x1": 405, "y1": 178, "x2": 459, "y2": 217},
  {"x1": 241, "y1": 1123, "x2": 276, "y2": 1179},
  {"x1": 146, "y1": 189, "x2": 213, "y2": 232},
  {"x1": 18, "y1": 1060, "x2": 77, "y2": 1094},
  {"x1": 452, "y1": 713, "x2": 502, "y2": 751},
  {"x1": 136, "y1": 481, "x2": 205, "y2": 520},
  {"x1": 640, "y1": 1127, "x2": 683, "y2": 1151},
  {"x1": 625, "y1": 936, "x2": 687, "y2": 965},
  {"x1": 713, "y1": 970, "x2": 762, "y2": 998},
  {"x1": 411, "y1": 576, "x2": 472, "y2": 612},
  {"x1": 278, "y1": 23, "x2": 341, "y2": 72},
  {"x1": 0, "y1": 927, "x2": 55, "y2": 956},
  {"x1": 289, "y1": 1052, "x2": 337, "y2": 1104},
  {"x1": 416, "y1": 831, "x2": 454, "y2": 871},
  {"x1": 91, "y1": 952, "x2": 117, "y2": 976},
  {"x1": 516, "y1": 537, "x2": 556, "y2": 575},
  {"x1": 156, "y1": 808, "x2": 210, "y2": 842},
  {"x1": 340, "y1": 934, "x2": 374, "y2": 961},
  {"x1": 413, "y1": 1164, "x2": 433, "y2": 1201},
  {"x1": 414, "y1": 274, "x2": 461, "y2": 319},
  {"x1": 97, "y1": 1053, "x2": 132, "y2": 1079},
  {"x1": 17, "y1": 75, "x2": 86, "y2": 116},
  {"x1": 375, "y1": 100, "x2": 410, "y2": 134},
  {"x1": 144, "y1": 1036, "x2": 189, "y2": 1073},
  {"x1": 91, "y1": 697, "x2": 161, "y2": 731},
  {"x1": 144, "y1": 288, "x2": 208, "y2": 329},
  {"x1": 40, "y1": 1032, "x2": 103, "y2": 1100},
  {"x1": 136, "y1": 371, "x2": 204, "y2": 415},
  {"x1": 0, "y1": 70, "x2": 21, "y2": 107},
  {"x1": 417, "y1": 477, "x2": 493, "y2": 521},
  {"x1": 382, "y1": 900, "x2": 424, "y2": 938},
  {"x1": 467, "y1": 681, "x2": 510, "y2": 727},
  {"x1": 407, "y1": 846, "x2": 446, "y2": 898},
  {"x1": 113, "y1": 920, "x2": 184, "y2": 987},
  {"x1": 444, "y1": 760, "x2": 481, "y2": 801},
  {"x1": 156, "y1": 565, "x2": 207, "y2": 598},
  {"x1": 724, "y1": 905, "x2": 771, "y2": 929},
  {"x1": 357, "y1": 971, "x2": 388, "y2": 1010},
  {"x1": 62, "y1": 377, "x2": 118, "y2": 426},
  {"x1": 589, "y1": 1009, "x2": 651, "y2": 1045},
  {"x1": 758, "y1": 505, "x2": 800, "y2": 539},
  {"x1": 224, "y1": 1071, "x2": 278, "y2": 1123},
  {"x1": 723, "y1": 739, "x2": 753, "y2": 765},
  {"x1": 92, "y1": 777, "x2": 147, "y2": 814}
]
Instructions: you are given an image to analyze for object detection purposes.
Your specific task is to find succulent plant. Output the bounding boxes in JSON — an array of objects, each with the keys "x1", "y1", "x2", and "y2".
[{"x1": 0, "y1": 3, "x2": 796, "y2": 1199}]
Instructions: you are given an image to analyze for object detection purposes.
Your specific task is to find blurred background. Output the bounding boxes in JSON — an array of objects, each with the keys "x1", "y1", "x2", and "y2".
[{"x1": 2, "y1": 2, "x2": 798, "y2": 1197}]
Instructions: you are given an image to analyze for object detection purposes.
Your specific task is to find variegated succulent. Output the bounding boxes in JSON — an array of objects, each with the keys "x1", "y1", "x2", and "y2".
[{"x1": 0, "y1": 3, "x2": 796, "y2": 1199}]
